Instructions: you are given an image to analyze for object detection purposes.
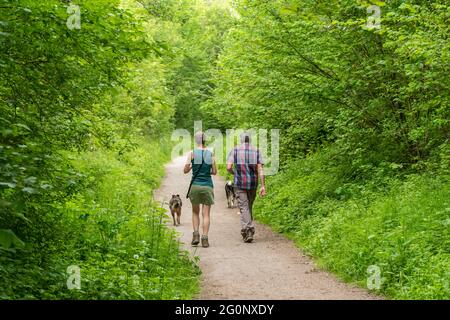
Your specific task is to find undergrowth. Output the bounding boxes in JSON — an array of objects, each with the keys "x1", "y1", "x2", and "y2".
[
  {"x1": 0, "y1": 141, "x2": 200, "y2": 299},
  {"x1": 253, "y1": 148, "x2": 450, "y2": 299}
]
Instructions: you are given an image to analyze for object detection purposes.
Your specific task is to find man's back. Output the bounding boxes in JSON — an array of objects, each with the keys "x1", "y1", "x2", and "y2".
[{"x1": 228, "y1": 143, "x2": 262, "y2": 190}]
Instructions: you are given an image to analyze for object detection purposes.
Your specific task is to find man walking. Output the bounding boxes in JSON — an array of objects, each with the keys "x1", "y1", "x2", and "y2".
[{"x1": 227, "y1": 132, "x2": 266, "y2": 243}]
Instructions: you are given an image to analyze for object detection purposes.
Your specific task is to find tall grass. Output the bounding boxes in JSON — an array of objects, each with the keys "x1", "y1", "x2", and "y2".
[
  {"x1": 253, "y1": 151, "x2": 450, "y2": 299},
  {"x1": 0, "y1": 140, "x2": 200, "y2": 299}
]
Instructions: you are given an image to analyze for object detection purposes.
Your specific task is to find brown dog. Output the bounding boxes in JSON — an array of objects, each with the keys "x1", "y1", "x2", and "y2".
[{"x1": 169, "y1": 194, "x2": 182, "y2": 226}]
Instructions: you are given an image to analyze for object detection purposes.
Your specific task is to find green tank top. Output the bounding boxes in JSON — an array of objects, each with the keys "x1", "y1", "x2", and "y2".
[{"x1": 191, "y1": 149, "x2": 213, "y2": 188}]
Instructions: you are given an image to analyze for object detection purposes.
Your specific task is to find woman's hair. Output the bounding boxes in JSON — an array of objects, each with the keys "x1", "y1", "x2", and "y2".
[
  {"x1": 240, "y1": 132, "x2": 251, "y2": 144},
  {"x1": 194, "y1": 131, "x2": 206, "y2": 145}
]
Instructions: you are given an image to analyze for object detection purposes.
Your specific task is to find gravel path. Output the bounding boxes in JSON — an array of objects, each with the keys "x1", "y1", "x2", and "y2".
[{"x1": 154, "y1": 155, "x2": 377, "y2": 300}]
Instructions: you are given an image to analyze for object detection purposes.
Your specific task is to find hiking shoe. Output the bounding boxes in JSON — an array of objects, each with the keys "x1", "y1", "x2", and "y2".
[
  {"x1": 241, "y1": 229, "x2": 247, "y2": 240},
  {"x1": 191, "y1": 231, "x2": 200, "y2": 246},
  {"x1": 244, "y1": 229, "x2": 254, "y2": 243},
  {"x1": 201, "y1": 235, "x2": 209, "y2": 248}
]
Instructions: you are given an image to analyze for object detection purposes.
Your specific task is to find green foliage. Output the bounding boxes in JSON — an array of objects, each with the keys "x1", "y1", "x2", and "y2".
[
  {"x1": 208, "y1": 0, "x2": 450, "y2": 299},
  {"x1": 205, "y1": 0, "x2": 449, "y2": 165},
  {"x1": 146, "y1": 0, "x2": 234, "y2": 130},
  {"x1": 0, "y1": 229, "x2": 25, "y2": 249},
  {"x1": 2, "y1": 0, "x2": 448, "y2": 300},
  {"x1": 0, "y1": 142, "x2": 200, "y2": 299},
  {"x1": 254, "y1": 157, "x2": 450, "y2": 299},
  {"x1": 0, "y1": 0, "x2": 198, "y2": 300}
]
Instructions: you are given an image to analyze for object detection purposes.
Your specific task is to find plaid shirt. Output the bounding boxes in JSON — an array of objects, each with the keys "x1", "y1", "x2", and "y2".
[{"x1": 227, "y1": 143, "x2": 263, "y2": 190}]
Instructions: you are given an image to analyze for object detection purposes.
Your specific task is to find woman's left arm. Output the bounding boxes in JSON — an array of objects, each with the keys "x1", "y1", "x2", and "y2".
[{"x1": 183, "y1": 151, "x2": 193, "y2": 174}]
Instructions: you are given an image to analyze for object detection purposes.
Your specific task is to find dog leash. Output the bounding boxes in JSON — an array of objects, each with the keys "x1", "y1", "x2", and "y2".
[{"x1": 186, "y1": 149, "x2": 205, "y2": 199}]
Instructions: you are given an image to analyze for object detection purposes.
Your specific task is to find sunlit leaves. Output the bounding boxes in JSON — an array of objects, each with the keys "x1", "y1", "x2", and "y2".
[{"x1": 207, "y1": 0, "x2": 449, "y2": 166}]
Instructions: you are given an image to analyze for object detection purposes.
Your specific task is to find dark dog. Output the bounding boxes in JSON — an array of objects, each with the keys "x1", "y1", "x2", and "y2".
[
  {"x1": 169, "y1": 194, "x2": 182, "y2": 226},
  {"x1": 225, "y1": 180, "x2": 237, "y2": 208}
]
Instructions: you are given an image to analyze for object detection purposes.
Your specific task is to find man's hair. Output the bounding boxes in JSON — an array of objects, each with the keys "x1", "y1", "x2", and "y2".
[
  {"x1": 240, "y1": 132, "x2": 251, "y2": 144},
  {"x1": 194, "y1": 131, "x2": 205, "y2": 145}
]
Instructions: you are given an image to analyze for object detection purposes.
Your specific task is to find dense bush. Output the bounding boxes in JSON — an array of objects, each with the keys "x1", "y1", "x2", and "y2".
[
  {"x1": 204, "y1": 0, "x2": 449, "y2": 167},
  {"x1": 1, "y1": 142, "x2": 200, "y2": 299},
  {"x1": 0, "y1": 0, "x2": 200, "y2": 299},
  {"x1": 254, "y1": 150, "x2": 450, "y2": 299},
  {"x1": 2, "y1": 0, "x2": 448, "y2": 300},
  {"x1": 205, "y1": 0, "x2": 450, "y2": 299}
]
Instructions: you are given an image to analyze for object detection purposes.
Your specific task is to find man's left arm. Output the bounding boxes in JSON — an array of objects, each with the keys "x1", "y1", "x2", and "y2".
[
  {"x1": 257, "y1": 150, "x2": 266, "y2": 197},
  {"x1": 257, "y1": 164, "x2": 266, "y2": 197}
]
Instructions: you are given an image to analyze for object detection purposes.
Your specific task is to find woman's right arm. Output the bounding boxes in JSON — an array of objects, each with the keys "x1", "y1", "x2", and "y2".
[
  {"x1": 183, "y1": 151, "x2": 193, "y2": 174},
  {"x1": 211, "y1": 155, "x2": 218, "y2": 175}
]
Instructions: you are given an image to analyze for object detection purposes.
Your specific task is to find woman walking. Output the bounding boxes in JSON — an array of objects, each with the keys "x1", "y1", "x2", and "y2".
[{"x1": 184, "y1": 131, "x2": 217, "y2": 247}]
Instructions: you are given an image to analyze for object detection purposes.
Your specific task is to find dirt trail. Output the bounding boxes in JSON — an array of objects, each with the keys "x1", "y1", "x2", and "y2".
[{"x1": 154, "y1": 155, "x2": 377, "y2": 300}]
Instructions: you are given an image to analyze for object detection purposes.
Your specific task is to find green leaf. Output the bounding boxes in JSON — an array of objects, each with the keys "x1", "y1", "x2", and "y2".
[
  {"x1": 0, "y1": 229, "x2": 25, "y2": 249},
  {"x1": 13, "y1": 123, "x2": 32, "y2": 132},
  {"x1": 13, "y1": 212, "x2": 31, "y2": 223},
  {"x1": 0, "y1": 182, "x2": 16, "y2": 188},
  {"x1": 22, "y1": 187, "x2": 37, "y2": 194},
  {"x1": 24, "y1": 176, "x2": 37, "y2": 185}
]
